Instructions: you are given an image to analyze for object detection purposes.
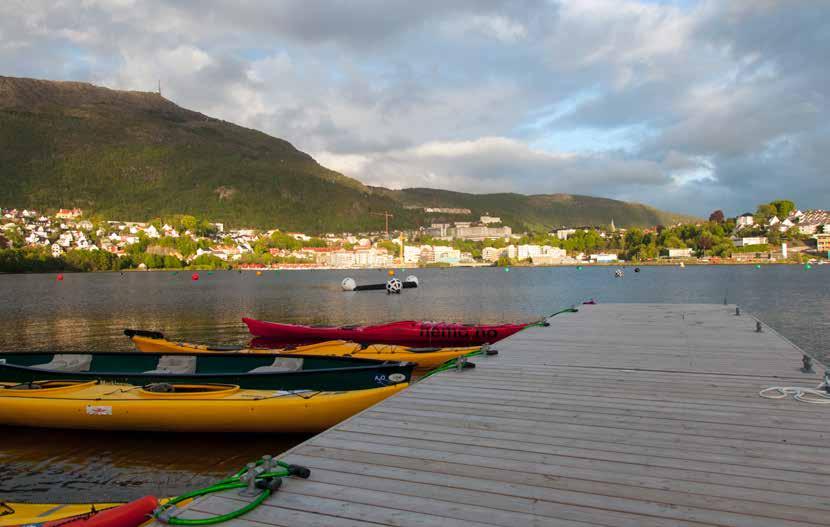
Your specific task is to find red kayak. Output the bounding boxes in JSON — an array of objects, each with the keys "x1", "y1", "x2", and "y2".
[{"x1": 242, "y1": 317, "x2": 528, "y2": 347}]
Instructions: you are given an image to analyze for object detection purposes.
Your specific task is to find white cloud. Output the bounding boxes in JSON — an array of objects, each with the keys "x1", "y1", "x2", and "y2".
[{"x1": 317, "y1": 136, "x2": 668, "y2": 196}]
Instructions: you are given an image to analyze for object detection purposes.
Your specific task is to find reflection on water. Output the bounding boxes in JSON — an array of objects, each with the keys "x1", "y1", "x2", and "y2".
[
  {"x1": 1, "y1": 266, "x2": 828, "y2": 501},
  {"x1": 0, "y1": 428, "x2": 308, "y2": 502}
]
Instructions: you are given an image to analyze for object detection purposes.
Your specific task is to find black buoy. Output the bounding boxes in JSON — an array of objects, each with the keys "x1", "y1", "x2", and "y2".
[{"x1": 634, "y1": 267, "x2": 640, "y2": 273}]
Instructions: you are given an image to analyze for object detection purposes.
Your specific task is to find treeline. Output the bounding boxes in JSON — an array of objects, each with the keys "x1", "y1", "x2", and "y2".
[
  {"x1": 0, "y1": 248, "x2": 127, "y2": 273},
  {"x1": 0, "y1": 247, "x2": 232, "y2": 273}
]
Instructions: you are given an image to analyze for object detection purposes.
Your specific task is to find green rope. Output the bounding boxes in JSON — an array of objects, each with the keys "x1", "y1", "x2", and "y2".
[
  {"x1": 419, "y1": 349, "x2": 485, "y2": 380},
  {"x1": 155, "y1": 460, "x2": 303, "y2": 525},
  {"x1": 524, "y1": 307, "x2": 579, "y2": 329}
]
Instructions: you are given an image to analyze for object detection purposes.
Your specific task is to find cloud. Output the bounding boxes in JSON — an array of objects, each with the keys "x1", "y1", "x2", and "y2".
[
  {"x1": 317, "y1": 137, "x2": 670, "y2": 197},
  {"x1": 0, "y1": 0, "x2": 827, "y2": 216}
]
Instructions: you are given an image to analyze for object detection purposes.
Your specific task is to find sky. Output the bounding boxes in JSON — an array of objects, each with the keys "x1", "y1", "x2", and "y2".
[{"x1": 0, "y1": 0, "x2": 827, "y2": 216}]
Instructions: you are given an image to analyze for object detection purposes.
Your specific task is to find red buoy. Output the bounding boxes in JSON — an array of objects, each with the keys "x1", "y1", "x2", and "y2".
[
  {"x1": 61, "y1": 496, "x2": 159, "y2": 527},
  {"x1": 191, "y1": 273, "x2": 200, "y2": 281},
  {"x1": 56, "y1": 274, "x2": 64, "y2": 281}
]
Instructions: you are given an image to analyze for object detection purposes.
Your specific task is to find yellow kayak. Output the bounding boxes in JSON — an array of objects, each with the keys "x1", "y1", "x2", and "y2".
[
  {"x1": 127, "y1": 331, "x2": 484, "y2": 371},
  {"x1": 0, "y1": 502, "x2": 121, "y2": 526},
  {"x1": 0, "y1": 380, "x2": 407, "y2": 433}
]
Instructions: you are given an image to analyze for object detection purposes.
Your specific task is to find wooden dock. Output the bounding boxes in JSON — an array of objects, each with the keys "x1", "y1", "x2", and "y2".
[{"x1": 160, "y1": 304, "x2": 830, "y2": 526}]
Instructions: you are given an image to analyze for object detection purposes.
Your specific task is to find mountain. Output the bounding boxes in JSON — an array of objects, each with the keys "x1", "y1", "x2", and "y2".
[{"x1": 0, "y1": 76, "x2": 697, "y2": 232}]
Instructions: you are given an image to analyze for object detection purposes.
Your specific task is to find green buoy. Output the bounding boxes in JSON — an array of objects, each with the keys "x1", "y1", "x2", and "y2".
[
  {"x1": 576, "y1": 266, "x2": 583, "y2": 270},
  {"x1": 504, "y1": 267, "x2": 510, "y2": 272},
  {"x1": 755, "y1": 264, "x2": 761, "y2": 269},
  {"x1": 805, "y1": 264, "x2": 812, "y2": 270}
]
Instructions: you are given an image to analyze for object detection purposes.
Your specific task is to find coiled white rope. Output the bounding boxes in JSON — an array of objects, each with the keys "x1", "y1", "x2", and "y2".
[{"x1": 760, "y1": 381, "x2": 830, "y2": 404}]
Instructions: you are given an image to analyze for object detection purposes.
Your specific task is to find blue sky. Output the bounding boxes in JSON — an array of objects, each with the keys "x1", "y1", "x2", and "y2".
[{"x1": 0, "y1": 0, "x2": 827, "y2": 216}]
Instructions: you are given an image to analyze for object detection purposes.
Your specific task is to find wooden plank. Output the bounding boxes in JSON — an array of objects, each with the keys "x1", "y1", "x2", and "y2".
[
  {"x1": 373, "y1": 401, "x2": 830, "y2": 447},
  {"x1": 302, "y1": 438, "x2": 827, "y2": 518},
  {"x1": 362, "y1": 408, "x2": 830, "y2": 473},
  {"x1": 343, "y1": 417, "x2": 830, "y2": 478},
  {"x1": 284, "y1": 457, "x2": 827, "y2": 523}
]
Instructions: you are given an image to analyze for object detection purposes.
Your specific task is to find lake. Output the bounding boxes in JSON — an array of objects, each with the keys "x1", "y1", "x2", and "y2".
[{"x1": 1, "y1": 265, "x2": 828, "y2": 502}]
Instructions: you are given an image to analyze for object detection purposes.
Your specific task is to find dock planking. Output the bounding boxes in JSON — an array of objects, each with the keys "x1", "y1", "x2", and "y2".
[{"x1": 157, "y1": 304, "x2": 830, "y2": 526}]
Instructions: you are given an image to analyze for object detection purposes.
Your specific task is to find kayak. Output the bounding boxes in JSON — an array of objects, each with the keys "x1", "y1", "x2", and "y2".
[
  {"x1": 125, "y1": 329, "x2": 363, "y2": 355},
  {"x1": 0, "y1": 502, "x2": 121, "y2": 527},
  {"x1": 242, "y1": 317, "x2": 529, "y2": 347},
  {"x1": 127, "y1": 330, "x2": 488, "y2": 371},
  {"x1": 0, "y1": 351, "x2": 413, "y2": 391},
  {"x1": 0, "y1": 496, "x2": 157, "y2": 527},
  {"x1": 0, "y1": 380, "x2": 407, "y2": 432}
]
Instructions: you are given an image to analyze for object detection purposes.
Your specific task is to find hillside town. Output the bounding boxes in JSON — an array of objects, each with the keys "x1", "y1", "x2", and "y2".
[{"x1": 1, "y1": 201, "x2": 829, "y2": 272}]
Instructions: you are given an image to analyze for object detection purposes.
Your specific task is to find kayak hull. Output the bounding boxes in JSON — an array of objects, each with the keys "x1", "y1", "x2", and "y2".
[
  {"x1": 0, "y1": 352, "x2": 413, "y2": 391},
  {"x1": 130, "y1": 335, "x2": 362, "y2": 356},
  {"x1": 130, "y1": 335, "x2": 480, "y2": 371},
  {"x1": 0, "y1": 502, "x2": 121, "y2": 527},
  {"x1": 243, "y1": 317, "x2": 527, "y2": 347},
  {"x1": 0, "y1": 381, "x2": 407, "y2": 433}
]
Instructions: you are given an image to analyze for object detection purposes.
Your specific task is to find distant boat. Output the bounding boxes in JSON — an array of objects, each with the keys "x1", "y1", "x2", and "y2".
[
  {"x1": 614, "y1": 269, "x2": 624, "y2": 278},
  {"x1": 679, "y1": 262, "x2": 686, "y2": 268}
]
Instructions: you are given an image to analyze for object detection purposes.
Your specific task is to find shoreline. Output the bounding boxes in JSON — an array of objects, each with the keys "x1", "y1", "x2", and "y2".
[{"x1": 1, "y1": 260, "x2": 825, "y2": 274}]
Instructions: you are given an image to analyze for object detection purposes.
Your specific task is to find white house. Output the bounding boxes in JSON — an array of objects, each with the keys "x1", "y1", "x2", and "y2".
[
  {"x1": 144, "y1": 225, "x2": 160, "y2": 238},
  {"x1": 796, "y1": 210, "x2": 830, "y2": 235},
  {"x1": 666, "y1": 248, "x2": 693, "y2": 258},
  {"x1": 555, "y1": 228, "x2": 576, "y2": 240},
  {"x1": 403, "y1": 245, "x2": 422, "y2": 264},
  {"x1": 432, "y1": 246, "x2": 461, "y2": 264},
  {"x1": 734, "y1": 236, "x2": 768, "y2": 247},
  {"x1": 482, "y1": 247, "x2": 506, "y2": 262},
  {"x1": 736, "y1": 214, "x2": 755, "y2": 228},
  {"x1": 51, "y1": 243, "x2": 64, "y2": 257},
  {"x1": 590, "y1": 253, "x2": 619, "y2": 263},
  {"x1": 532, "y1": 246, "x2": 568, "y2": 265},
  {"x1": 517, "y1": 245, "x2": 543, "y2": 260}
]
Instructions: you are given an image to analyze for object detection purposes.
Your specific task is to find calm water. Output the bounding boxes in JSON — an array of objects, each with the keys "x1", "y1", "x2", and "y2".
[{"x1": 1, "y1": 265, "x2": 828, "y2": 502}]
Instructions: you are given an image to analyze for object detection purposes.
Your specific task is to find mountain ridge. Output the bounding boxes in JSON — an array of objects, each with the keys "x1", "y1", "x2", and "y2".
[{"x1": 0, "y1": 75, "x2": 698, "y2": 232}]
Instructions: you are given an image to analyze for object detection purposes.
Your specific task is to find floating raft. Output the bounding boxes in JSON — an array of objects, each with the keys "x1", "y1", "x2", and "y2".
[{"x1": 154, "y1": 304, "x2": 830, "y2": 527}]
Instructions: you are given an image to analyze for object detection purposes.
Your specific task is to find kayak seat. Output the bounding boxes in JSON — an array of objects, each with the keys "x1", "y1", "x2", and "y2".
[
  {"x1": 249, "y1": 357, "x2": 304, "y2": 373},
  {"x1": 204, "y1": 344, "x2": 245, "y2": 352},
  {"x1": 31, "y1": 354, "x2": 92, "y2": 372},
  {"x1": 144, "y1": 355, "x2": 197, "y2": 375},
  {"x1": 406, "y1": 347, "x2": 442, "y2": 353}
]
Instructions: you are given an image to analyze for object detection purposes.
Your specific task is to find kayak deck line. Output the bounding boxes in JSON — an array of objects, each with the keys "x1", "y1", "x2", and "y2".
[{"x1": 146, "y1": 304, "x2": 830, "y2": 527}]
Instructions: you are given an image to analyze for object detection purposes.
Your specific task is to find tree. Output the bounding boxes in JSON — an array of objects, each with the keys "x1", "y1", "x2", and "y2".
[
  {"x1": 708, "y1": 210, "x2": 725, "y2": 223},
  {"x1": 163, "y1": 255, "x2": 183, "y2": 268},
  {"x1": 191, "y1": 254, "x2": 225, "y2": 269},
  {"x1": 770, "y1": 200, "x2": 796, "y2": 218},
  {"x1": 755, "y1": 203, "x2": 777, "y2": 223}
]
